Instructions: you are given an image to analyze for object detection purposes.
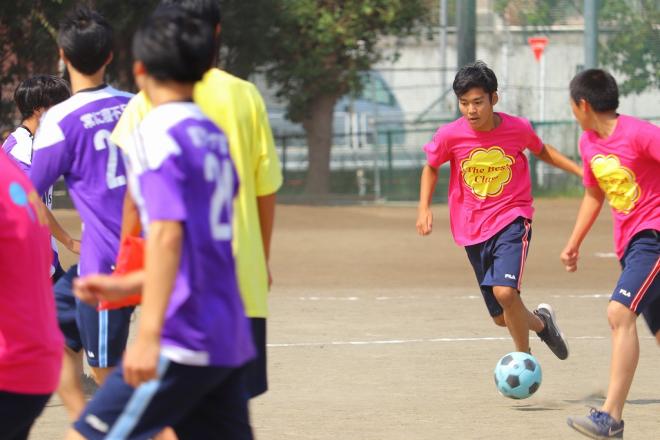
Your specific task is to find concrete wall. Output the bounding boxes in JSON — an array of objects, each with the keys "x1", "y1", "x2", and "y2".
[{"x1": 375, "y1": 25, "x2": 660, "y2": 123}]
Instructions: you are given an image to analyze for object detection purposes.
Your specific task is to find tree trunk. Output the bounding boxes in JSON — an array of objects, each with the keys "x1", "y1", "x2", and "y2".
[{"x1": 302, "y1": 94, "x2": 338, "y2": 195}]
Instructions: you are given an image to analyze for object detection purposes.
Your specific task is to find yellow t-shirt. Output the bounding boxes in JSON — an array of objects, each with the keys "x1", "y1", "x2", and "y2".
[{"x1": 111, "y1": 68, "x2": 283, "y2": 318}]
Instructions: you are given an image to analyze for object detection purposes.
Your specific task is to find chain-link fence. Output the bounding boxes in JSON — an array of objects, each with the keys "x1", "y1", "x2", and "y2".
[{"x1": 275, "y1": 116, "x2": 660, "y2": 201}]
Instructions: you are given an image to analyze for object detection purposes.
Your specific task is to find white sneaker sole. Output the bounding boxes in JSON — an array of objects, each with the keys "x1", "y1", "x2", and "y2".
[{"x1": 537, "y1": 303, "x2": 570, "y2": 358}]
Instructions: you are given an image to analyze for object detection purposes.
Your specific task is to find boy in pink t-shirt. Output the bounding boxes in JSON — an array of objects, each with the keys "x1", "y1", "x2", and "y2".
[
  {"x1": 0, "y1": 151, "x2": 64, "y2": 440},
  {"x1": 563, "y1": 69, "x2": 659, "y2": 439},
  {"x1": 417, "y1": 61, "x2": 582, "y2": 360}
]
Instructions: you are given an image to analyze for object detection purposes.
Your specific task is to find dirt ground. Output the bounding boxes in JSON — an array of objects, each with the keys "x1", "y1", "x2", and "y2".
[{"x1": 31, "y1": 199, "x2": 659, "y2": 439}]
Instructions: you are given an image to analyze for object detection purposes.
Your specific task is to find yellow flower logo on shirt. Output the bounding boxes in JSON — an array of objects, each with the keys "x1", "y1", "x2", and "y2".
[
  {"x1": 461, "y1": 146, "x2": 515, "y2": 199},
  {"x1": 590, "y1": 154, "x2": 641, "y2": 214}
]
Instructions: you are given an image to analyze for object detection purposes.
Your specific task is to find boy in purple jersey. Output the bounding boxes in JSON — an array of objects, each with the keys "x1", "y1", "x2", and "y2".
[
  {"x1": 29, "y1": 7, "x2": 133, "y2": 420},
  {"x1": 68, "y1": 8, "x2": 254, "y2": 439},
  {"x1": 1, "y1": 74, "x2": 78, "y2": 282}
]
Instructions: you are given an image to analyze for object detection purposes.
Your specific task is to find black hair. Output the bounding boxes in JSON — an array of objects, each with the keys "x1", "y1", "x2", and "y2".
[
  {"x1": 158, "y1": 0, "x2": 222, "y2": 27},
  {"x1": 133, "y1": 7, "x2": 214, "y2": 83},
  {"x1": 14, "y1": 75, "x2": 71, "y2": 120},
  {"x1": 58, "y1": 6, "x2": 114, "y2": 75},
  {"x1": 569, "y1": 69, "x2": 619, "y2": 112},
  {"x1": 453, "y1": 61, "x2": 498, "y2": 99}
]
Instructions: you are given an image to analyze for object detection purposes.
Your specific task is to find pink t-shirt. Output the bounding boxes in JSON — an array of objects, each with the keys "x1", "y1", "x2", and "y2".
[
  {"x1": 424, "y1": 112, "x2": 544, "y2": 246},
  {"x1": 579, "y1": 115, "x2": 660, "y2": 259},
  {"x1": 0, "y1": 152, "x2": 63, "y2": 394}
]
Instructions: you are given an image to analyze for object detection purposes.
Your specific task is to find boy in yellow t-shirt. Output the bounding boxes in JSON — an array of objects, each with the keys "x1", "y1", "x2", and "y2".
[{"x1": 111, "y1": 0, "x2": 282, "y2": 399}]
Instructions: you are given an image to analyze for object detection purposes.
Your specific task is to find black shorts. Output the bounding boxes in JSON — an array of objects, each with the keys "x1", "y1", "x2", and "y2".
[
  {"x1": 244, "y1": 318, "x2": 268, "y2": 398},
  {"x1": 0, "y1": 391, "x2": 51, "y2": 440},
  {"x1": 74, "y1": 358, "x2": 252, "y2": 440}
]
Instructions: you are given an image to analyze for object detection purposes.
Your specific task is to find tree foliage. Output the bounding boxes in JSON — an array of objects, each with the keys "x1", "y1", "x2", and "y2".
[
  {"x1": 218, "y1": 0, "x2": 279, "y2": 79},
  {"x1": 493, "y1": 0, "x2": 659, "y2": 95},
  {"x1": 266, "y1": 0, "x2": 430, "y2": 122},
  {"x1": 0, "y1": 0, "x2": 159, "y2": 128},
  {"x1": 599, "y1": 0, "x2": 660, "y2": 95}
]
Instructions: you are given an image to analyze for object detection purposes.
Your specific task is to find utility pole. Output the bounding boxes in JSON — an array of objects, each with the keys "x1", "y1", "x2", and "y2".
[
  {"x1": 456, "y1": 0, "x2": 476, "y2": 116},
  {"x1": 457, "y1": 0, "x2": 476, "y2": 70},
  {"x1": 439, "y1": 0, "x2": 448, "y2": 94},
  {"x1": 584, "y1": 0, "x2": 599, "y2": 69}
]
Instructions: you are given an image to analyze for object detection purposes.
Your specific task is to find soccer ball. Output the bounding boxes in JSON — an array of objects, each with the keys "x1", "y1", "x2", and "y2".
[{"x1": 493, "y1": 352, "x2": 542, "y2": 399}]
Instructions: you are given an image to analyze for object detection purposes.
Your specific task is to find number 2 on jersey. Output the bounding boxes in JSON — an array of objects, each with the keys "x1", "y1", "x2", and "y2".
[
  {"x1": 94, "y1": 129, "x2": 126, "y2": 189},
  {"x1": 204, "y1": 153, "x2": 234, "y2": 241}
]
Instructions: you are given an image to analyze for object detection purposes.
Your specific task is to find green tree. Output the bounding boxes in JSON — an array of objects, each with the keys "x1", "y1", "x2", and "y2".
[
  {"x1": 218, "y1": 0, "x2": 279, "y2": 79},
  {"x1": 0, "y1": 0, "x2": 158, "y2": 128},
  {"x1": 599, "y1": 0, "x2": 660, "y2": 95},
  {"x1": 493, "y1": 0, "x2": 659, "y2": 95},
  {"x1": 266, "y1": 0, "x2": 430, "y2": 195}
]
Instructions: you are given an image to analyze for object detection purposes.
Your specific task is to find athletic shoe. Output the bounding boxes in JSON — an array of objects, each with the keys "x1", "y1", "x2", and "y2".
[
  {"x1": 534, "y1": 303, "x2": 569, "y2": 360},
  {"x1": 567, "y1": 408, "x2": 624, "y2": 439},
  {"x1": 81, "y1": 373, "x2": 98, "y2": 396}
]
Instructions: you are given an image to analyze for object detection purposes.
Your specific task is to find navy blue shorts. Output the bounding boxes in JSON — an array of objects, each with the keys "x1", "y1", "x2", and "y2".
[
  {"x1": 74, "y1": 358, "x2": 253, "y2": 440},
  {"x1": 612, "y1": 230, "x2": 660, "y2": 335},
  {"x1": 244, "y1": 318, "x2": 268, "y2": 398},
  {"x1": 465, "y1": 217, "x2": 532, "y2": 317},
  {"x1": 0, "y1": 391, "x2": 51, "y2": 440},
  {"x1": 51, "y1": 261, "x2": 65, "y2": 284},
  {"x1": 53, "y1": 264, "x2": 133, "y2": 368},
  {"x1": 54, "y1": 265, "x2": 82, "y2": 353}
]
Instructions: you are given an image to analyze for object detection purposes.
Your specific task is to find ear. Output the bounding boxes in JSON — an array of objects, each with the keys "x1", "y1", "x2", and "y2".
[
  {"x1": 133, "y1": 60, "x2": 147, "y2": 91},
  {"x1": 491, "y1": 92, "x2": 499, "y2": 106},
  {"x1": 133, "y1": 60, "x2": 146, "y2": 77},
  {"x1": 578, "y1": 98, "x2": 590, "y2": 113},
  {"x1": 215, "y1": 24, "x2": 221, "y2": 38},
  {"x1": 104, "y1": 51, "x2": 114, "y2": 67},
  {"x1": 59, "y1": 48, "x2": 68, "y2": 64}
]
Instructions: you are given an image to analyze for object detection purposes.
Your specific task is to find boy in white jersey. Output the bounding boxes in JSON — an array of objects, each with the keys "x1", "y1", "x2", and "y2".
[
  {"x1": 29, "y1": 7, "x2": 133, "y2": 420},
  {"x1": 1, "y1": 74, "x2": 79, "y2": 280}
]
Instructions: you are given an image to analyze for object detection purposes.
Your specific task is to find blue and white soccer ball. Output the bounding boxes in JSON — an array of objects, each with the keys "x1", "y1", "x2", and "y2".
[{"x1": 493, "y1": 352, "x2": 542, "y2": 399}]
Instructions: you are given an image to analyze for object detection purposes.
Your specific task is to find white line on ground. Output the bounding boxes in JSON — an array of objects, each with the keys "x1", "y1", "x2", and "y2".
[
  {"x1": 594, "y1": 252, "x2": 617, "y2": 258},
  {"x1": 291, "y1": 294, "x2": 610, "y2": 301},
  {"x1": 267, "y1": 335, "x2": 653, "y2": 348}
]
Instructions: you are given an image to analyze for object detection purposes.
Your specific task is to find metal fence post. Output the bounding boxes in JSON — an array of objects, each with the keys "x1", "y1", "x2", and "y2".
[
  {"x1": 387, "y1": 131, "x2": 393, "y2": 198},
  {"x1": 281, "y1": 135, "x2": 287, "y2": 183}
]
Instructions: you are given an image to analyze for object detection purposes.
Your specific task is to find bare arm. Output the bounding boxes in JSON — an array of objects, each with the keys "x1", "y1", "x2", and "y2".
[
  {"x1": 534, "y1": 144, "x2": 583, "y2": 178},
  {"x1": 416, "y1": 164, "x2": 439, "y2": 236},
  {"x1": 257, "y1": 193, "x2": 277, "y2": 261},
  {"x1": 560, "y1": 186, "x2": 605, "y2": 272},
  {"x1": 73, "y1": 270, "x2": 145, "y2": 306},
  {"x1": 123, "y1": 220, "x2": 182, "y2": 387},
  {"x1": 120, "y1": 189, "x2": 142, "y2": 240},
  {"x1": 41, "y1": 201, "x2": 80, "y2": 254}
]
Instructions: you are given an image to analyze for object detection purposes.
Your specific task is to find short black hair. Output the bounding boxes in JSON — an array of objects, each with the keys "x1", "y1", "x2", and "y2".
[
  {"x1": 569, "y1": 69, "x2": 619, "y2": 112},
  {"x1": 58, "y1": 6, "x2": 114, "y2": 75},
  {"x1": 133, "y1": 7, "x2": 215, "y2": 83},
  {"x1": 453, "y1": 61, "x2": 498, "y2": 99},
  {"x1": 158, "y1": 0, "x2": 222, "y2": 27},
  {"x1": 14, "y1": 75, "x2": 71, "y2": 120}
]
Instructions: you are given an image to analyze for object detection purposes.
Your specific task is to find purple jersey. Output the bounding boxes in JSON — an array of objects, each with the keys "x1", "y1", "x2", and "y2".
[
  {"x1": 31, "y1": 85, "x2": 132, "y2": 276},
  {"x1": 123, "y1": 102, "x2": 254, "y2": 367},
  {"x1": 2, "y1": 126, "x2": 59, "y2": 275}
]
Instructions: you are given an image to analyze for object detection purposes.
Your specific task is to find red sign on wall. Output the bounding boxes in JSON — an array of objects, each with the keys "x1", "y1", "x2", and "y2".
[{"x1": 528, "y1": 36, "x2": 549, "y2": 62}]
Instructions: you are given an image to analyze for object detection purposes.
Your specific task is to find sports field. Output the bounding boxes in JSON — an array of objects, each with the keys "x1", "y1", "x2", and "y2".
[{"x1": 32, "y1": 199, "x2": 659, "y2": 439}]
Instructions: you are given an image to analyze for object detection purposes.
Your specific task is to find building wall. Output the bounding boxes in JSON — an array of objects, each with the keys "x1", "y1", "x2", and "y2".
[{"x1": 375, "y1": 26, "x2": 660, "y2": 123}]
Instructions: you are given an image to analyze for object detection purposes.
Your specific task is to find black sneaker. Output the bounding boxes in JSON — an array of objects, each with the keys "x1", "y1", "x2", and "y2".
[{"x1": 534, "y1": 303, "x2": 569, "y2": 360}]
